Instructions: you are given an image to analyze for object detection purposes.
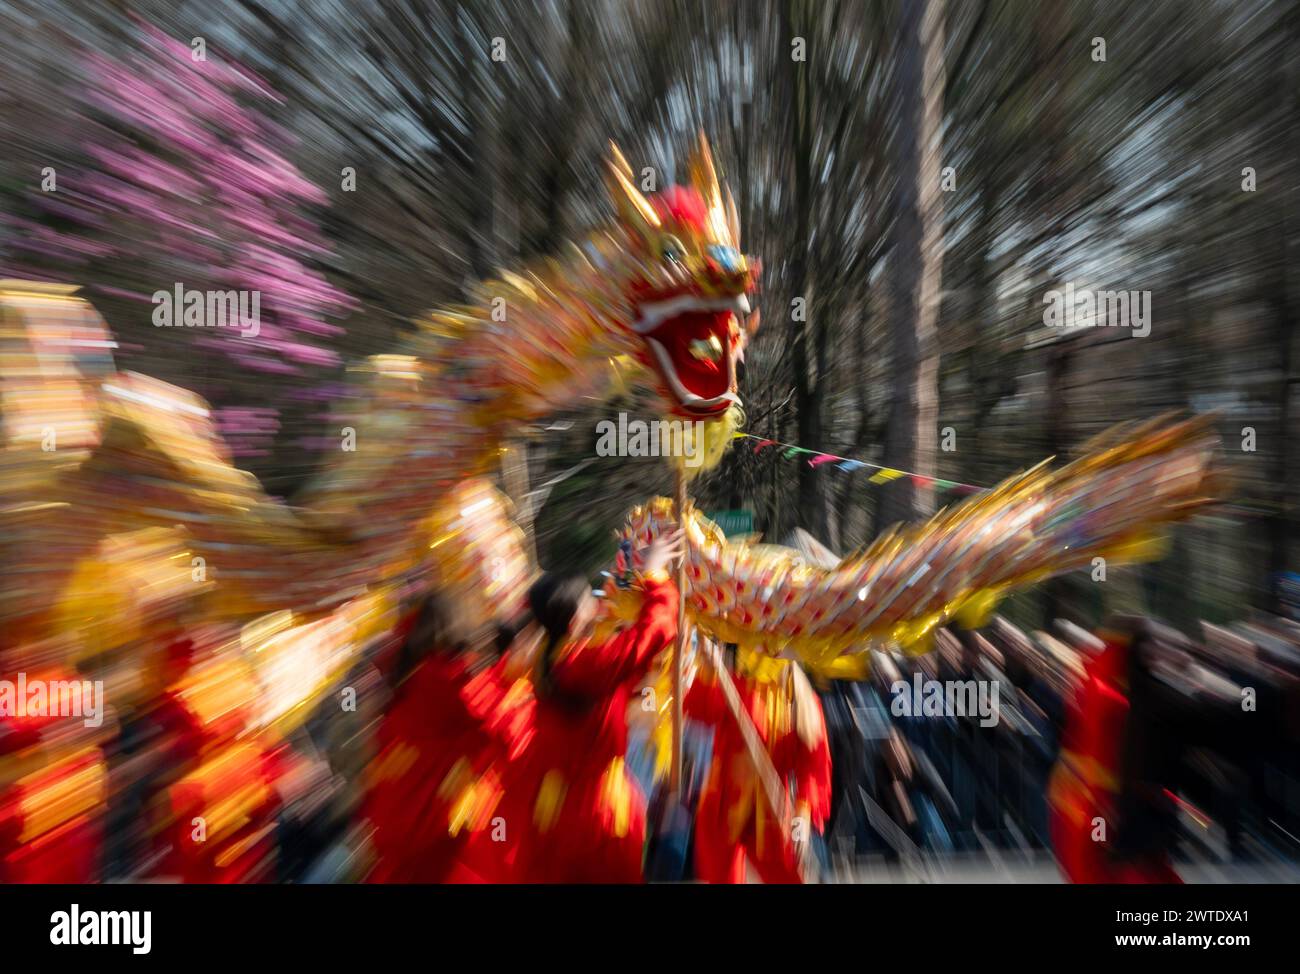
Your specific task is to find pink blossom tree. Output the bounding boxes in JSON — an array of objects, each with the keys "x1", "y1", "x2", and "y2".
[{"x1": 2, "y1": 23, "x2": 354, "y2": 472}]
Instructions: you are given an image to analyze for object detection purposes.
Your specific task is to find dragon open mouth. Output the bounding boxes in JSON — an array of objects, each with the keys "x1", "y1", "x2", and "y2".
[{"x1": 632, "y1": 293, "x2": 750, "y2": 417}]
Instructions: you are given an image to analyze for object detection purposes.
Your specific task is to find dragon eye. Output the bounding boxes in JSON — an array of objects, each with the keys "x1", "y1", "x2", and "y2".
[
  {"x1": 660, "y1": 236, "x2": 686, "y2": 264},
  {"x1": 707, "y1": 244, "x2": 742, "y2": 273}
]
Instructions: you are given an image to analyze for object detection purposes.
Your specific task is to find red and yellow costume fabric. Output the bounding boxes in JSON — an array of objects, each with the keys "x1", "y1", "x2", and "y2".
[
  {"x1": 155, "y1": 640, "x2": 285, "y2": 883},
  {"x1": 685, "y1": 665, "x2": 831, "y2": 884},
  {"x1": 467, "y1": 573, "x2": 679, "y2": 883},
  {"x1": 0, "y1": 668, "x2": 106, "y2": 883},
  {"x1": 364, "y1": 650, "x2": 532, "y2": 883}
]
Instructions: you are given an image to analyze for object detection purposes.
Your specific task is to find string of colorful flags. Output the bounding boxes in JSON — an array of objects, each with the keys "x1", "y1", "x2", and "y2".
[{"x1": 734, "y1": 432, "x2": 986, "y2": 495}]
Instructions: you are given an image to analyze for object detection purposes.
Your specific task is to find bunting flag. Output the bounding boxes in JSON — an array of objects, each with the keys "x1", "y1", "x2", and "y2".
[{"x1": 732, "y1": 432, "x2": 986, "y2": 495}]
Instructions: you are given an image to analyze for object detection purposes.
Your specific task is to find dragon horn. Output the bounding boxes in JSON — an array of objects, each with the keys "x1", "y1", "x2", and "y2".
[
  {"x1": 725, "y1": 183, "x2": 742, "y2": 248},
  {"x1": 608, "y1": 140, "x2": 635, "y2": 180},
  {"x1": 606, "y1": 143, "x2": 661, "y2": 234},
  {"x1": 687, "y1": 131, "x2": 721, "y2": 206},
  {"x1": 688, "y1": 131, "x2": 733, "y2": 245}
]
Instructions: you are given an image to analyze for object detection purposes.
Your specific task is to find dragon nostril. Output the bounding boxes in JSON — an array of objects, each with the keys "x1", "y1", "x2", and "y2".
[{"x1": 689, "y1": 335, "x2": 725, "y2": 362}]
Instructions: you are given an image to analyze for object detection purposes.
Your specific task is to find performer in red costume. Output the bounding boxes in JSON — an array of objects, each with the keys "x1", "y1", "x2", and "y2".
[
  {"x1": 151, "y1": 621, "x2": 290, "y2": 884},
  {"x1": 1048, "y1": 619, "x2": 1183, "y2": 883},
  {"x1": 364, "y1": 590, "x2": 522, "y2": 883},
  {"x1": 475, "y1": 530, "x2": 683, "y2": 883},
  {"x1": 686, "y1": 648, "x2": 831, "y2": 884},
  {"x1": 0, "y1": 667, "x2": 107, "y2": 884}
]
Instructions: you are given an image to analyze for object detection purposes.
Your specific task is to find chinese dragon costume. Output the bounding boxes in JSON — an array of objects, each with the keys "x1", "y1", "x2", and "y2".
[{"x1": 0, "y1": 135, "x2": 1220, "y2": 881}]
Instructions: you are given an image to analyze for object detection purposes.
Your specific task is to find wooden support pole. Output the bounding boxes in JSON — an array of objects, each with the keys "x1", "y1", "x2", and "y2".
[
  {"x1": 668, "y1": 469, "x2": 810, "y2": 879},
  {"x1": 500, "y1": 440, "x2": 538, "y2": 569},
  {"x1": 698, "y1": 639, "x2": 813, "y2": 883},
  {"x1": 670, "y1": 468, "x2": 688, "y2": 795},
  {"x1": 697, "y1": 641, "x2": 784, "y2": 825}
]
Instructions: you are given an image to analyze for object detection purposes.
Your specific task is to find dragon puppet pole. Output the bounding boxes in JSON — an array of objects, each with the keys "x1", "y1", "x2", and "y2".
[
  {"x1": 671, "y1": 469, "x2": 688, "y2": 794},
  {"x1": 501, "y1": 440, "x2": 538, "y2": 569}
]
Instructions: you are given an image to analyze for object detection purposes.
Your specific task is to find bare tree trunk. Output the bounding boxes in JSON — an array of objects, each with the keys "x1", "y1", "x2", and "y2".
[
  {"x1": 453, "y1": 2, "x2": 497, "y2": 288},
  {"x1": 877, "y1": 0, "x2": 944, "y2": 533},
  {"x1": 522, "y1": 0, "x2": 590, "y2": 258},
  {"x1": 782, "y1": 0, "x2": 827, "y2": 540},
  {"x1": 1265, "y1": 10, "x2": 1299, "y2": 609},
  {"x1": 1041, "y1": 338, "x2": 1071, "y2": 626}
]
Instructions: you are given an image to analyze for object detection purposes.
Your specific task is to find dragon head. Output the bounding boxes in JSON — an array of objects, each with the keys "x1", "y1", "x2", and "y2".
[{"x1": 607, "y1": 135, "x2": 760, "y2": 419}]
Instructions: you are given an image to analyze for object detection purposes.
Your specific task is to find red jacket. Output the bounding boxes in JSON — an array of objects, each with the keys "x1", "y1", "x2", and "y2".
[
  {"x1": 364, "y1": 653, "x2": 513, "y2": 883},
  {"x1": 1049, "y1": 637, "x2": 1180, "y2": 883},
  {"x1": 480, "y1": 576, "x2": 678, "y2": 883},
  {"x1": 686, "y1": 667, "x2": 829, "y2": 883}
]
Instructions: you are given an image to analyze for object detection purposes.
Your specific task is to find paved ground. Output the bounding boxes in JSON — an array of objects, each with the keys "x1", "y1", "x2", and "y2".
[{"x1": 832, "y1": 852, "x2": 1300, "y2": 884}]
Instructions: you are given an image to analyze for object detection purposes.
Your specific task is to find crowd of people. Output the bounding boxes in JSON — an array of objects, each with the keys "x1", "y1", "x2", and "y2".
[{"x1": 822, "y1": 613, "x2": 1300, "y2": 881}]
